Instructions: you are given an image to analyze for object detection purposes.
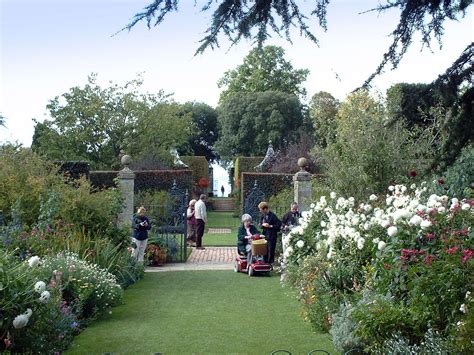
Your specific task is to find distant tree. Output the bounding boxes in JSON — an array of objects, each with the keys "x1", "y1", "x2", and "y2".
[
  {"x1": 31, "y1": 74, "x2": 186, "y2": 170},
  {"x1": 130, "y1": 102, "x2": 193, "y2": 166},
  {"x1": 386, "y1": 83, "x2": 441, "y2": 128},
  {"x1": 178, "y1": 102, "x2": 219, "y2": 162},
  {"x1": 218, "y1": 46, "x2": 309, "y2": 102},
  {"x1": 0, "y1": 115, "x2": 4, "y2": 127},
  {"x1": 308, "y1": 91, "x2": 339, "y2": 148},
  {"x1": 124, "y1": 1, "x2": 471, "y2": 87},
  {"x1": 215, "y1": 91, "x2": 304, "y2": 159},
  {"x1": 268, "y1": 132, "x2": 322, "y2": 174}
]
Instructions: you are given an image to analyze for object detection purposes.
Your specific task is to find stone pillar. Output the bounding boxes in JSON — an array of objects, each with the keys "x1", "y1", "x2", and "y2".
[
  {"x1": 293, "y1": 157, "x2": 312, "y2": 213},
  {"x1": 117, "y1": 155, "x2": 135, "y2": 228}
]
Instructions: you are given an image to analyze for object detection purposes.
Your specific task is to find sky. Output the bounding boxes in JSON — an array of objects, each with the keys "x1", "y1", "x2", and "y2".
[{"x1": 0, "y1": 0, "x2": 472, "y2": 149}]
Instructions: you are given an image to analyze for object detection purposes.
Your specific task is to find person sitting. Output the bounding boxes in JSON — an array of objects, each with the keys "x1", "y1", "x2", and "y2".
[{"x1": 237, "y1": 214, "x2": 260, "y2": 263}]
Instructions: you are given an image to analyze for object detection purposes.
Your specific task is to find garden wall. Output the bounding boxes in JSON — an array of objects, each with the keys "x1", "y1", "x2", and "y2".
[{"x1": 90, "y1": 169, "x2": 193, "y2": 193}]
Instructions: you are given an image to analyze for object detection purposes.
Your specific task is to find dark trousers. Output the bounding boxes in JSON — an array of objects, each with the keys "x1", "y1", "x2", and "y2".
[
  {"x1": 266, "y1": 237, "x2": 277, "y2": 264},
  {"x1": 196, "y1": 219, "x2": 205, "y2": 247}
]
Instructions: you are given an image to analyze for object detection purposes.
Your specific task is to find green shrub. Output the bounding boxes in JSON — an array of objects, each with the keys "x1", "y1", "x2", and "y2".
[
  {"x1": 330, "y1": 303, "x2": 364, "y2": 353},
  {"x1": 233, "y1": 156, "x2": 263, "y2": 186},
  {"x1": 322, "y1": 90, "x2": 436, "y2": 200}
]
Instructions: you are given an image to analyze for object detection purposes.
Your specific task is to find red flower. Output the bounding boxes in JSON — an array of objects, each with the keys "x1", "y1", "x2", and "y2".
[
  {"x1": 409, "y1": 170, "x2": 417, "y2": 177},
  {"x1": 437, "y1": 179, "x2": 445, "y2": 184},
  {"x1": 198, "y1": 178, "x2": 209, "y2": 188},
  {"x1": 426, "y1": 233, "x2": 435, "y2": 241}
]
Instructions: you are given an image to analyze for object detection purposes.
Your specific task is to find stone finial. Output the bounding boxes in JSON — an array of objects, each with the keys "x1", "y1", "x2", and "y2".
[
  {"x1": 297, "y1": 157, "x2": 309, "y2": 172},
  {"x1": 121, "y1": 154, "x2": 132, "y2": 168}
]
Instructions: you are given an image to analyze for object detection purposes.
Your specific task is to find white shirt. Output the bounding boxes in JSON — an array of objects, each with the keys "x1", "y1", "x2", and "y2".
[{"x1": 194, "y1": 199, "x2": 207, "y2": 222}]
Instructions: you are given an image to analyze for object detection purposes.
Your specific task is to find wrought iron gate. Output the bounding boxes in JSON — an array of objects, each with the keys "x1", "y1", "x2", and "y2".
[
  {"x1": 243, "y1": 180, "x2": 265, "y2": 224},
  {"x1": 147, "y1": 181, "x2": 188, "y2": 262}
]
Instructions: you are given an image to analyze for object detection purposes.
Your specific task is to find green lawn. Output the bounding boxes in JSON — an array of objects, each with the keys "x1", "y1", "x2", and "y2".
[
  {"x1": 67, "y1": 271, "x2": 335, "y2": 354},
  {"x1": 204, "y1": 211, "x2": 241, "y2": 246}
]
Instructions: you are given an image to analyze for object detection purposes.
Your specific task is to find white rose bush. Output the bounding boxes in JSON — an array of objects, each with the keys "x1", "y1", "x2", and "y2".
[
  {"x1": 1, "y1": 250, "x2": 123, "y2": 353},
  {"x1": 282, "y1": 183, "x2": 473, "y2": 353}
]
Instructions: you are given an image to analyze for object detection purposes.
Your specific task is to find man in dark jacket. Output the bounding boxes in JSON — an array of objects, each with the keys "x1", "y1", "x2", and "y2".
[
  {"x1": 258, "y1": 201, "x2": 281, "y2": 264},
  {"x1": 281, "y1": 202, "x2": 301, "y2": 233},
  {"x1": 132, "y1": 206, "x2": 151, "y2": 262}
]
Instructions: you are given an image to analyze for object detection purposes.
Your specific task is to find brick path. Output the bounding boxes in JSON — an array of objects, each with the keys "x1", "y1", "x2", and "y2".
[
  {"x1": 207, "y1": 228, "x2": 232, "y2": 234},
  {"x1": 187, "y1": 247, "x2": 236, "y2": 263},
  {"x1": 146, "y1": 247, "x2": 237, "y2": 272}
]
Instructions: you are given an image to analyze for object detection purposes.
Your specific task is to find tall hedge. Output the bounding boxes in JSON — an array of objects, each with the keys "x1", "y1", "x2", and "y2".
[
  {"x1": 233, "y1": 156, "x2": 264, "y2": 187},
  {"x1": 181, "y1": 156, "x2": 209, "y2": 183}
]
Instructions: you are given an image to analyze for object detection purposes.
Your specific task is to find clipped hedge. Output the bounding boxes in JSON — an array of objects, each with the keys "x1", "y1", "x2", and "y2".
[
  {"x1": 55, "y1": 161, "x2": 90, "y2": 180},
  {"x1": 90, "y1": 171, "x2": 117, "y2": 190},
  {"x1": 90, "y1": 170, "x2": 193, "y2": 194},
  {"x1": 181, "y1": 156, "x2": 209, "y2": 183},
  {"x1": 233, "y1": 156, "x2": 264, "y2": 187}
]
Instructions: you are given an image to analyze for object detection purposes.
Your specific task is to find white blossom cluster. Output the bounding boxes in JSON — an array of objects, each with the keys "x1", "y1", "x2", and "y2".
[
  {"x1": 40, "y1": 251, "x2": 123, "y2": 304},
  {"x1": 283, "y1": 183, "x2": 472, "y2": 262}
]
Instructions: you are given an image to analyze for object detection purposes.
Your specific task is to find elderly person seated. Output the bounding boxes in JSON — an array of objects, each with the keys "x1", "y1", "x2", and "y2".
[{"x1": 237, "y1": 214, "x2": 260, "y2": 262}]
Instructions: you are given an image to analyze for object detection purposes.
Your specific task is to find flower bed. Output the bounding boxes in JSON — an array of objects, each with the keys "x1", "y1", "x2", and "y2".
[{"x1": 282, "y1": 182, "x2": 473, "y2": 353}]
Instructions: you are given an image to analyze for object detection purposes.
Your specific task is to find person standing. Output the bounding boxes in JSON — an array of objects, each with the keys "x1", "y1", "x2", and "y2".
[
  {"x1": 186, "y1": 199, "x2": 197, "y2": 247},
  {"x1": 194, "y1": 194, "x2": 208, "y2": 250},
  {"x1": 281, "y1": 202, "x2": 301, "y2": 232},
  {"x1": 258, "y1": 201, "x2": 281, "y2": 264},
  {"x1": 221, "y1": 185, "x2": 225, "y2": 197},
  {"x1": 132, "y1": 206, "x2": 151, "y2": 262}
]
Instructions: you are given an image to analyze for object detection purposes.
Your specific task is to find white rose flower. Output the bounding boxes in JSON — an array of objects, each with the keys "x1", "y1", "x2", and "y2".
[
  {"x1": 330, "y1": 192, "x2": 337, "y2": 199},
  {"x1": 13, "y1": 314, "x2": 29, "y2": 329},
  {"x1": 381, "y1": 219, "x2": 391, "y2": 228},
  {"x1": 420, "y1": 220, "x2": 432, "y2": 229},
  {"x1": 461, "y1": 203, "x2": 470, "y2": 211},
  {"x1": 400, "y1": 186, "x2": 407, "y2": 193},
  {"x1": 369, "y1": 194, "x2": 377, "y2": 201},
  {"x1": 387, "y1": 226, "x2": 398, "y2": 237},
  {"x1": 410, "y1": 183, "x2": 416, "y2": 189},
  {"x1": 460, "y1": 304, "x2": 467, "y2": 314},
  {"x1": 372, "y1": 238, "x2": 380, "y2": 244},
  {"x1": 357, "y1": 238, "x2": 365, "y2": 250},
  {"x1": 409, "y1": 215, "x2": 423, "y2": 226},
  {"x1": 34, "y1": 281, "x2": 46, "y2": 293},
  {"x1": 12, "y1": 309, "x2": 32, "y2": 329},
  {"x1": 386, "y1": 196, "x2": 394, "y2": 206},
  {"x1": 378, "y1": 240, "x2": 386, "y2": 251},
  {"x1": 296, "y1": 240, "x2": 305, "y2": 248},
  {"x1": 28, "y1": 256, "x2": 40, "y2": 267},
  {"x1": 451, "y1": 198, "x2": 459, "y2": 205},
  {"x1": 438, "y1": 207, "x2": 446, "y2": 213},
  {"x1": 388, "y1": 185, "x2": 395, "y2": 191},
  {"x1": 320, "y1": 221, "x2": 326, "y2": 228},
  {"x1": 39, "y1": 290, "x2": 51, "y2": 303}
]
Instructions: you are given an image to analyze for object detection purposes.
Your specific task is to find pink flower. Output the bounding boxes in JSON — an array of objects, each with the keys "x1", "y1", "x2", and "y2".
[
  {"x1": 423, "y1": 254, "x2": 435, "y2": 266},
  {"x1": 426, "y1": 233, "x2": 436, "y2": 241},
  {"x1": 446, "y1": 246, "x2": 460, "y2": 255},
  {"x1": 462, "y1": 249, "x2": 473, "y2": 263}
]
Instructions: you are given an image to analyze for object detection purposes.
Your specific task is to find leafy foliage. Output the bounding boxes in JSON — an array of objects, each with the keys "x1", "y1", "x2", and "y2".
[
  {"x1": 308, "y1": 91, "x2": 339, "y2": 148},
  {"x1": 218, "y1": 46, "x2": 309, "y2": 102},
  {"x1": 322, "y1": 90, "x2": 435, "y2": 200},
  {"x1": 178, "y1": 102, "x2": 219, "y2": 162},
  {"x1": 216, "y1": 91, "x2": 304, "y2": 159},
  {"x1": 31, "y1": 74, "x2": 191, "y2": 170}
]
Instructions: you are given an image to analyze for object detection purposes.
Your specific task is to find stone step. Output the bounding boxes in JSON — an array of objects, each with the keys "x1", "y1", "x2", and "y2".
[{"x1": 210, "y1": 198, "x2": 236, "y2": 211}]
